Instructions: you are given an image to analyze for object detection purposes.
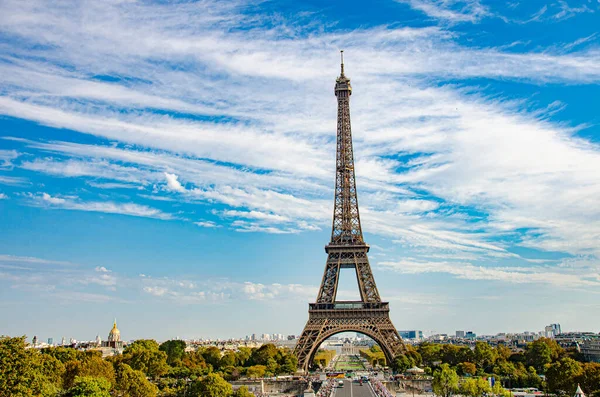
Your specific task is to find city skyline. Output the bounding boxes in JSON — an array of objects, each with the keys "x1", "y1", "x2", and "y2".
[{"x1": 1, "y1": 0, "x2": 600, "y2": 340}]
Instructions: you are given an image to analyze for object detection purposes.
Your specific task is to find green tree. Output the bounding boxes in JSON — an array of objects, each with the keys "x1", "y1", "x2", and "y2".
[
  {"x1": 496, "y1": 345, "x2": 512, "y2": 362},
  {"x1": 122, "y1": 340, "x2": 169, "y2": 379},
  {"x1": 181, "y1": 350, "x2": 209, "y2": 376},
  {"x1": 233, "y1": 386, "x2": 254, "y2": 397},
  {"x1": 441, "y1": 345, "x2": 471, "y2": 367},
  {"x1": 189, "y1": 373, "x2": 232, "y2": 397},
  {"x1": 432, "y1": 364, "x2": 459, "y2": 397},
  {"x1": 406, "y1": 349, "x2": 423, "y2": 367},
  {"x1": 38, "y1": 353, "x2": 66, "y2": 391},
  {"x1": 525, "y1": 338, "x2": 562, "y2": 373},
  {"x1": 457, "y1": 362, "x2": 477, "y2": 376},
  {"x1": 474, "y1": 342, "x2": 498, "y2": 372},
  {"x1": 202, "y1": 346, "x2": 223, "y2": 369},
  {"x1": 250, "y1": 344, "x2": 278, "y2": 366},
  {"x1": 0, "y1": 335, "x2": 60, "y2": 397},
  {"x1": 392, "y1": 354, "x2": 415, "y2": 373},
  {"x1": 220, "y1": 351, "x2": 237, "y2": 368},
  {"x1": 66, "y1": 376, "x2": 111, "y2": 397},
  {"x1": 279, "y1": 354, "x2": 298, "y2": 374},
  {"x1": 491, "y1": 382, "x2": 511, "y2": 397},
  {"x1": 266, "y1": 357, "x2": 278, "y2": 376},
  {"x1": 42, "y1": 346, "x2": 82, "y2": 363},
  {"x1": 159, "y1": 340, "x2": 187, "y2": 366},
  {"x1": 63, "y1": 353, "x2": 115, "y2": 389},
  {"x1": 460, "y1": 378, "x2": 492, "y2": 397},
  {"x1": 114, "y1": 363, "x2": 158, "y2": 397},
  {"x1": 236, "y1": 347, "x2": 252, "y2": 366},
  {"x1": 246, "y1": 365, "x2": 267, "y2": 379},
  {"x1": 579, "y1": 363, "x2": 600, "y2": 397},
  {"x1": 545, "y1": 357, "x2": 582, "y2": 395},
  {"x1": 418, "y1": 343, "x2": 442, "y2": 367}
]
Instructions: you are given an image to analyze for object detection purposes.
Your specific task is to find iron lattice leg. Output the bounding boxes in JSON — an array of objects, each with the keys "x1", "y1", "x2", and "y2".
[{"x1": 294, "y1": 310, "x2": 405, "y2": 372}]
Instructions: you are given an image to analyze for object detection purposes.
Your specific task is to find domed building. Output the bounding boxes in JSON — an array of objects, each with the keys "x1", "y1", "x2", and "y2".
[{"x1": 102, "y1": 319, "x2": 124, "y2": 348}]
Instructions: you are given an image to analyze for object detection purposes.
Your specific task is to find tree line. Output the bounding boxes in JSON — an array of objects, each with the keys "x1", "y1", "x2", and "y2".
[
  {"x1": 392, "y1": 338, "x2": 600, "y2": 397},
  {"x1": 0, "y1": 336, "x2": 298, "y2": 397}
]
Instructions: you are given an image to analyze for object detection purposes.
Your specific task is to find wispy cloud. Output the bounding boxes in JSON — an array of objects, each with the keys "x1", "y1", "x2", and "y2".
[
  {"x1": 26, "y1": 192, "x2": 174, "y2": 220},
  {"x1": 0, "y1": 150, "x2": 19, "y2": 169},
  {"x1": 0, "y1": 0, "x2": 599, "y2": 281},
  {"x1": 396, "y1": 0, "x2": 490, "y2": 23},
  {"x1": 379, "y1": 258, "x2": 600, "y2": 289},
  {"x1": 0, "y1": 175, "x2": 29, "y2": 186},
  {"x1": 139, "y1": 275, "x2": 317, "y2": 304},
  {"x1": 194, "y1": 220, "x2": 220, "y2": 228}
]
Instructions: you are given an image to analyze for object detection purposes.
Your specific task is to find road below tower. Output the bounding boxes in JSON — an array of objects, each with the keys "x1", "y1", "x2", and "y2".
[{"x1": 332, "y1": 379, "x2": 376, "y2": 397}]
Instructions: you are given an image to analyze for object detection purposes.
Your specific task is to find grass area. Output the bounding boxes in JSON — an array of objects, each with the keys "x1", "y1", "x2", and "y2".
[{"x1": 334, "y1": 355, "x2": 366, "y2": 371}]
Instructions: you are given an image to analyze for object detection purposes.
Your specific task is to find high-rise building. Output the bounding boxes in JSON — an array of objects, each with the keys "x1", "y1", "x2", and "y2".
[
  {"x1": 399, "y1": 330, "x2": 423, "y2": 340},
  {"x1": 47, "y1": 338, "x2": 53, "y2": 345},
  {"x1": 545, "y1": 324, "x2": 561, "y2": 338},
  {"x1": 465, "y1": 331, "x2": 476, "y2": 339},
  {"x1": 456, "y1": 330, "x2": 465, "y2": 338}
]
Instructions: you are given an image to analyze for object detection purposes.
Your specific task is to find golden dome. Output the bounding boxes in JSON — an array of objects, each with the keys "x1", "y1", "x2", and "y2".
[{"x1": 108, "y1": 319, "x2": 121, "y2": 342}]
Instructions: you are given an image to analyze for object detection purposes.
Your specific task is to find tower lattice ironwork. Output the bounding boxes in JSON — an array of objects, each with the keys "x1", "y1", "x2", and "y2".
[{"x1": 294, "y1": 52, "x2": 404, "y2": 372}]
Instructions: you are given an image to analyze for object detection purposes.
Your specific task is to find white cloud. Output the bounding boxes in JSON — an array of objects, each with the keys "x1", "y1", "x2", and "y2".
[
  {"x1": 241, "y1": 282, "x2": 317, "y2": 301},
  {"x1": 194, "y1": 220, "x2": 219, "y2": 228},
  {"x1": 0, "y1": 175, "x2": 29, "y2": 186},
  {"x1": 138, "y1": 275, "x2": 317, "y2": 303},
  {"x1": 379, "y1": 258, "x2": 600, "y2": 288},
  {"x1": 396, "y1": 0, "x2": 490, "y2": 23},
  {"x1": 0, "y1": 193, "x2": 7, "y2": 200},
  {"x1": 31, "y1": 193, "x2": 174, "y2": 220},
  {"x1": 143, "y1": 286, "x2": 168, "y2": 297},
  {"x1": 164, "y1": 172, "x2": 185, "y2": 192},
  {"x1": 41, "y1": 192, "x2": 66, "y2": 204},
  {"x1": 0, "y1": 149, "x2": 19, "y2": 169},
  {"x1": 0, "y1": 253, "x2": 120, "y2": 301},
  {"x1": 0, "y1": 254, "x2": 73, "y2": 267},
  {"x1": 222, "y1": 210, "x2": 290, "y2": 223}
]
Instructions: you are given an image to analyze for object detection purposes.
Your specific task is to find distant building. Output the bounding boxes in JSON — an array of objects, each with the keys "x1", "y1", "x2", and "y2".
[
  {"x1": 32, "y1": 336, "x2": 38, "y2": 346},
  {"x1": 102, "y1": 319, "x2": 123, "y2": 348},
  {"x1": 456, "y1": 330, "x2": 465, "y2": 338},
  {"x1": 399, "y1": 330, "x2": 423, "y2": 340},
  {"x1": 47, "y1": 338, "x2": 53, "y2": 345},
  {"x1": 465, "y1": 331, "x2": 476, "y2": 339},
  {"x1": 545, "y1": 324, "x2": 561, "y2": 338},
  {"x1": 581, "y1": 338, "x2": 600, "y2": 363},
  {"x1": 341, "y1": 342, "x2": 358, "y2": 355}
]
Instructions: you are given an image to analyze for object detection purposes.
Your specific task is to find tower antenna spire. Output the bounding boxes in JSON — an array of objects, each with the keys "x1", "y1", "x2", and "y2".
[{"x1": 340, "y1": 50, "x2": 345, "y2": 76}]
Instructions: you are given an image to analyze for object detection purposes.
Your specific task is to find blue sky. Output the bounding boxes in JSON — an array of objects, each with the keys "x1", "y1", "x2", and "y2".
[{"x1": 1, "y1": 0, "x2": 600, "y2": 342}]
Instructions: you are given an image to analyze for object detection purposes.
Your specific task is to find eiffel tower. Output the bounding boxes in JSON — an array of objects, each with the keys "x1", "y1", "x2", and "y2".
[{"x1": 294, "y1": 52, "x2": 404, "y2": 372}]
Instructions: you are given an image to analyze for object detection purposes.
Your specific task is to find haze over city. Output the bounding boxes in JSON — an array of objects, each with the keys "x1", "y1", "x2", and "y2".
[{"x1": 1, "y1": 0, "x2": 600, "y2": 343}]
